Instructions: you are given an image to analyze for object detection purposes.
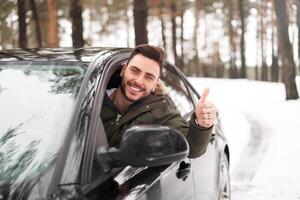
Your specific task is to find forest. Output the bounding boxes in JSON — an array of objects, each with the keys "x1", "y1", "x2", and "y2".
[{"x1": 0, "y1": 0, "x2": 299, "y2": 99}]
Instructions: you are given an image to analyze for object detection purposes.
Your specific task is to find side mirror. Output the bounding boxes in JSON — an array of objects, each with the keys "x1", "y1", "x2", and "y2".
[{"x1": 97, "y1": 125, "x2": 189, "y2": 167}]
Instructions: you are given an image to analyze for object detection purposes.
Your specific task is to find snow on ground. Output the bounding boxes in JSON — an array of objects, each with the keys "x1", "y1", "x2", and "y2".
[
  {"x1": 188, "y1": 77, "x2": 286, "y2": 172},
  {"x1": 189, "y1": 77, "x2": 300, "y2": 199}
]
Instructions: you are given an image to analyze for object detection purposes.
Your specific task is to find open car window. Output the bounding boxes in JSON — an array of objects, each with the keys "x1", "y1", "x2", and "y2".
[{"x1": 160, "y1": 64, "x2": 194, "y2": 117}]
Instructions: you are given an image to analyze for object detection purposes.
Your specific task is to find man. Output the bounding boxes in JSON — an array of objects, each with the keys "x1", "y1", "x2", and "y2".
[{"x1": 101, "y1": 44, "x2": 217, "y2": 158}]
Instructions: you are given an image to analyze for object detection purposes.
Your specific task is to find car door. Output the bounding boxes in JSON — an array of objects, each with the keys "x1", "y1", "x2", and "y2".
[
  {"x1": 163, "y1": 62, "x2": 221, "y2": 200},
  {"x1": 114, "y1": 158, "x2": 194, "y2": 200}
]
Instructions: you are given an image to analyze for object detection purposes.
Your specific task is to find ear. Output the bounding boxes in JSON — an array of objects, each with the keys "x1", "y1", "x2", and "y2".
[{"x1": 120, "y1": 64, "x2": 127, "y2": 77}]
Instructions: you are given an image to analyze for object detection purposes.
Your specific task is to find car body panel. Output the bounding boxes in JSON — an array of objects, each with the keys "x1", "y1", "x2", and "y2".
[{"x1": 120, "y1": 159, "x2": 194, "y2": 200}]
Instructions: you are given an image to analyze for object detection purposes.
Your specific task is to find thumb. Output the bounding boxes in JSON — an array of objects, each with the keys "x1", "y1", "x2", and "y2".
[{"x1": 199, "y1": 87, "x2": 210, "y2": 104}]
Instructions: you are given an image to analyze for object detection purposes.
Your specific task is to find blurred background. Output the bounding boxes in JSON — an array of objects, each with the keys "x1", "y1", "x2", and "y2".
[{"x1": 0, "y1": 0, "x2": 299, "y2": 100}]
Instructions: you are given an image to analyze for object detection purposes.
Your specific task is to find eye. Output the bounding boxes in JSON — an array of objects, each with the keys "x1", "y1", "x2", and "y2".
[
  {"x1": 145, "y1": 75, "x2": 155, "y2": 81},
  {"x1": 130, "y1": 68, "x2": 139, "y2": 74}
]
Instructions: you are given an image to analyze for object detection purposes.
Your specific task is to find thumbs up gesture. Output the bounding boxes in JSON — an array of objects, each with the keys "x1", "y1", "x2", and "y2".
[{"x1": 195, "y1": 88, "x2": 217, "y2": 128}]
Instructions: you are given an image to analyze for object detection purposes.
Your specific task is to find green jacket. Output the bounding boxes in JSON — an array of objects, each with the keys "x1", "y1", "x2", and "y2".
[{"x1": 100, "y1": 93, "x2": 212, "y2": 158}]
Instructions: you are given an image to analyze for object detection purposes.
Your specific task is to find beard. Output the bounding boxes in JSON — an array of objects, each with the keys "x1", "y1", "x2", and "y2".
[
  {"x1": 120, "y1": 80, "x2": 135, "y2": 102},
  {"x1": 120, "y1": 79, "x2": 149, "y2": 102}
]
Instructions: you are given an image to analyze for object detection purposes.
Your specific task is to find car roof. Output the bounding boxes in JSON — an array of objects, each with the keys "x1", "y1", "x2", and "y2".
[{"x1": 0, "y1": 47, "x2": 130, "y2": 62}]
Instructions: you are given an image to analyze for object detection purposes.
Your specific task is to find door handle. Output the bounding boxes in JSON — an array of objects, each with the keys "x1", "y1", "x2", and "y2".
[{"x1": 176, "y1": 161, "x2": 191, "y2": 181}]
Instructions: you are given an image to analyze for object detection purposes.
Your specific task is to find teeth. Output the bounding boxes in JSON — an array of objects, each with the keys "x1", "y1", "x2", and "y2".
[{"x1": 130, "y1": 85, "x2": 142, "y2": 92}]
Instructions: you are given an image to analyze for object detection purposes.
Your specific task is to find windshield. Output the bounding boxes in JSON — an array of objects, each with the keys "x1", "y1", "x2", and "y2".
[{"x1": 0, "y1": 62, "x2": 86, "y2": 197}]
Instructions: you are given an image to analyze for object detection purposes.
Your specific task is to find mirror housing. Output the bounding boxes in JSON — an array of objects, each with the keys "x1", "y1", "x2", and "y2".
[{"x1": 97, "y1": 125, "x2": 189, "y2": 167}]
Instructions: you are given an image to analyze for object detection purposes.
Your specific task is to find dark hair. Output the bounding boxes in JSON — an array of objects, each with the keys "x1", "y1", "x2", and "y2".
[{"x1": 127, "y1": 44, "x2": 165, "y2": 74}]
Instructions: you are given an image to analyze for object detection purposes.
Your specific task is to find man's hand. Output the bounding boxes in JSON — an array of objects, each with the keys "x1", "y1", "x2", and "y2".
[{"x1": 195, "y1": 87, "x2": 217, "y2": 128}]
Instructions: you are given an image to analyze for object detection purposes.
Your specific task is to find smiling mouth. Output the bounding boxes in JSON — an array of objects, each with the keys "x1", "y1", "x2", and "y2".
[{"x1": 128, "y1": 83, "x2": 144, "y2": 92}]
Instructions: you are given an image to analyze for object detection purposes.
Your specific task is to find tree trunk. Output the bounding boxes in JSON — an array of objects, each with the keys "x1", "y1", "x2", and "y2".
[
  {"x1": 125, "y1": 0, "x2": 130, "y2": 47},
  {"x1": 228, "y1": 0, "x2": 237, "y2": 78},
  {"x1": 255, "y1": 1, "x2": 260, "y2": 80},
  {"x1": 271, "y1": 3, "x2": 279, "y2": 82},
  {"x1": 85, "y1": 0, "x2": 93, "y2": 46},
  {"x1": 29, "y1": 0, "x2": 42, "y2": 48},
  {"x1": 260, "y1": 0, "x2": 268, "y2": 81},
  {"x1": 273, "y1": 0, "x2": 299, "y2": 99},
  {"x1": 70, "y1": 0, "x2": 84, "y2": 48},
  {"x1": 271, "y1": 53, "x2": 279, "y2": 82},
  {"x1": 238, "y1": 0, "x2": 246, "y2": 78},
  {"x1": 38, "y1": 1, "x2": 48, "y2": 48},
  {"x1": 159, "y1": 7, "x2": 167, "y2": 51},
  {"x1": 171, "y1": 2, "x2": 181, "y2": 68},
  {"x1": 203, "y1": 14, "x2": 209, "y2": 77},
  {"x1": 17, "y1": 0, "x2": 27, "y2": 49},
  {"x1": 133, "y1": 0, "x2": 148, "y2": 45},
  {"x1": 47, "y1": 0, "x2": 59, "y2": 47},
  {"x1": 158, "y1": 0, "x2": 166, "y2": 50}
]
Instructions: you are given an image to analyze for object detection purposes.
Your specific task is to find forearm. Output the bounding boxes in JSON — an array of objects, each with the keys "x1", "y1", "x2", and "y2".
[
  {"x1": 152, "y1": 105, "x2": 213, "y2": 158},
  {"x1": 186, "y1": 114, "x2": 213, "y2": 158}
]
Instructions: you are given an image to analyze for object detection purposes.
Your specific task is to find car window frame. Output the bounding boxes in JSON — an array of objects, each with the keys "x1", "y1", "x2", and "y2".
[
  {"x1": 170, "y1": 62, "x2": 200, "y2": 101},
  {"x1": 162, "y1": 62, "x2": 199, "y2": 117},
  {"x1": 80, "y1": 50, "x2": 131, "y2": 194}
]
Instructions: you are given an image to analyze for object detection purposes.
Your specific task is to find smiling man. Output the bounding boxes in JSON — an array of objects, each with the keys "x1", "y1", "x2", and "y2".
[{"x1": 101, "y1": 44, "x2": 217, "y2": 158}]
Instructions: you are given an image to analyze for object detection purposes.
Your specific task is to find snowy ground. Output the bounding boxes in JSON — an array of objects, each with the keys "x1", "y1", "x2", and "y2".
[{"x1": 189, "y1": 77, "x2": 300, "y2": 200}]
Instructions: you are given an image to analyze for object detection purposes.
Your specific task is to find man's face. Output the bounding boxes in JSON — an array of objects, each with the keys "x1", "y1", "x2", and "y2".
[{"x1": 120, "y1": 54, "x2": 160, "y2": 102}]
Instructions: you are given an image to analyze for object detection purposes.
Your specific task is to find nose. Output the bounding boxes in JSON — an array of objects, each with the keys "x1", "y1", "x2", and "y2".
[{"x1": 134, "y1": 74, "x2": 144, "y2": 84}]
